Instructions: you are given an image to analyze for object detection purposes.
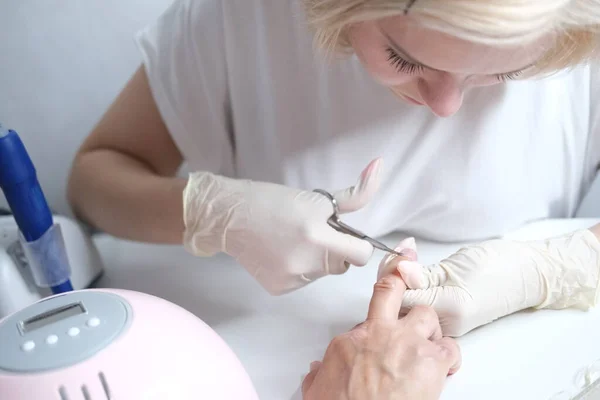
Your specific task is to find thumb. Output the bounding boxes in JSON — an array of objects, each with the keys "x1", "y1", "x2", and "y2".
[
  {"x1": 301, "y1": 361, "x2": 322, "y2": 397},
  {"x1": 334, "y1": 158, "x2": 383, "y2": 213}
]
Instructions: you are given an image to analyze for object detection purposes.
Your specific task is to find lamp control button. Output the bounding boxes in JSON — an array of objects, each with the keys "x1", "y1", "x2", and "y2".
[
  {"x1": 68, "y1": 327, "x2": 80, "y2": 337},
  {"x1": 22, "y1": 341, "x2": 35, "y2": 352},
  {"x1": 46, "y1": 335, "x2": 58, "y2": 345}
]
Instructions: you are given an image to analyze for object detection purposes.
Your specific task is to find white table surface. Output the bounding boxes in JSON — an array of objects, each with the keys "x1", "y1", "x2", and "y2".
[{"x1": 92, "y1": 218, "x2": 600, "y2": 400}]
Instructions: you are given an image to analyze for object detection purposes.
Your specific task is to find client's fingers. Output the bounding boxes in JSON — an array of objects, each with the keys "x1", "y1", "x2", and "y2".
[
  {"x1": 367, "y1": 273, "x2": 407, "y2": 321},
  {"x1": 301, "y1": 361, "x2": 322, "y2": 396},
  {"x1": 350, "y1": 321, "x2": 366, "y2": 331},
  {"x1": 401, "y1": 305, "x2": 442, "y2": 340},
  {"x1": 434, "y1": 337, "x2": 462, "y2": 375}
]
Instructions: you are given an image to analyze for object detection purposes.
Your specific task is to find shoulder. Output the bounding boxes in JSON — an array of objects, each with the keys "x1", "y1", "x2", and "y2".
[
  {"x1": 180, "y1": 0, "x2": 304, "y2": 31},
  {"x1": 157, "y1": 0, "x2": 308, "y2": 55},
  {"x1": 220, "y1": 0, "x2": 309, "y2": 41}
]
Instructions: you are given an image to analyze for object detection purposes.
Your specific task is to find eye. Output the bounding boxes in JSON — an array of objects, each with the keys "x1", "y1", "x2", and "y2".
[
  {"x1": 386, "y1": 48, "x2": 423, "y2": 75},
  {"x1": 496, "y1": 70, "x2": 524, "y2": 82}
]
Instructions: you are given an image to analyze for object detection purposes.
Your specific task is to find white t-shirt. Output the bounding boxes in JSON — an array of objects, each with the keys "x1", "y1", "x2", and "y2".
[{"x1": 135, "y1": 0, "x2": 600, "y2": 243}]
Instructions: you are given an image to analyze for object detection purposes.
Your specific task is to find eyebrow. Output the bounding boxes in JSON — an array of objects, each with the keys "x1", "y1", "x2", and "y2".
[{"x1": 381, "y1": 30, "x2": 534, "y2": 76}]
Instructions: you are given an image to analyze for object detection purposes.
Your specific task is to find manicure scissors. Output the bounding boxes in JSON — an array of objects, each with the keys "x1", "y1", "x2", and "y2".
[{"x1": 313, "y1": 189, "x2": 404, "y2": 257}]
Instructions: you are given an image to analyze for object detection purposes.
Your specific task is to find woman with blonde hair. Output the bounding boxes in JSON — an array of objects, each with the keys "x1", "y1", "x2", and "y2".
[{"x1": 68, "y1": 0, "x2": 600, "y2": 397}]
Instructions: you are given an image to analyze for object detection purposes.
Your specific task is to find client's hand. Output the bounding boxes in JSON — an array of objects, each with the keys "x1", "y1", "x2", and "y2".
[
  {"x1": 379, "y1": 229, "x2": 600, "y2": 337},
  {"x1": 301, "y1": 272, "x2": 461, "y2": 400}
]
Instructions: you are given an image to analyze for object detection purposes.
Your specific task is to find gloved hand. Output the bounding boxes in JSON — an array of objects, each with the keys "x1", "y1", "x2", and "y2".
[
  {"x1": 183, "y1": 159, "x2": 382, "y2": 295},
  {"x1": 378, "y1": 229, "x2": 600, "y2": 337}
]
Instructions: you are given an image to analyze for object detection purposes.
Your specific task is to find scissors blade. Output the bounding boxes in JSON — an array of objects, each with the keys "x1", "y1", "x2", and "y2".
[
  {"x1": 364, "y1": 237, "x2": 403, "y2": 256},
  {"x1": 328, "y1": 217, "x2": 403, "y2": 257}
]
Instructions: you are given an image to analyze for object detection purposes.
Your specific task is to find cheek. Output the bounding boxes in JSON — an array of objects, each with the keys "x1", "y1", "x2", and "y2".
[
  {"x1": 469, "y1": 76, "x2": 503, "y2": 87},
  {"x1": 356, "y1": 52, "x2": 415, "y2": 87},
  {"x1": 373, "y1": 68, "x2": 415, "y2": 87}
]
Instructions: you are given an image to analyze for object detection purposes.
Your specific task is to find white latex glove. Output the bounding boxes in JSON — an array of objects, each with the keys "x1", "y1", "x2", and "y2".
[
  {"x1": 183, "y1": 159, "x2": 383, "y2": 295},
  {"x1": 378, "y1": 229, "x2": 600, "y2": 337}
]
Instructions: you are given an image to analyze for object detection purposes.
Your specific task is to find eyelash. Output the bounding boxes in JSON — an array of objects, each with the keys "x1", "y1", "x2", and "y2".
[
  {"x1": 386, "y1": 48, "x2": 423, "y2": 75},
  {"x1": 496, "y1": 71, "x2": 523, "y2": 82},
  {"x1": 385, "y1": 47, "x2": 524, "y2": 82}
]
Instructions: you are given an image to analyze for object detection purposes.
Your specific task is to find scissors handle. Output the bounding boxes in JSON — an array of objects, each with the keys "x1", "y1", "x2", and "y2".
[{"x1": 313, "y1": 188, "x2": 404, "y2": 257}]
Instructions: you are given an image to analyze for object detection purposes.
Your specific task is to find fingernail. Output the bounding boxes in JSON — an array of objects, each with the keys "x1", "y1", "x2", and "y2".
[
  {"x1": 370, "y1": 158, "x2": 383, "y2": 182},
  {"x1": 358, "y1": 158, "x2": 382, "y2": 192},
  {"x1": 405, "y1": 237, "x2": 416, "y2": 249},
  {"x1": 398, "y1": 248, "x2": 417, "y2": 261},
  {"x1": 394, "y1": 237, "x2": 417, "y2": 260},
  {"x1": 310, "y1": 361, "x2": 320, "y2": 371}
]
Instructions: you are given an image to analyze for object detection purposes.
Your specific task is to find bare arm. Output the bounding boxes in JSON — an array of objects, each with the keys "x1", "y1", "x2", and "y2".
[{"x1": 67, "y1": 66, "x2": 186, "y2": 244}]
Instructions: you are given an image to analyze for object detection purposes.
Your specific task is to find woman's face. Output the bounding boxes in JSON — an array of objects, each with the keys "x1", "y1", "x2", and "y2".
[{"x1": 349, "y1": 16, "x2": 551, "y2": 117}]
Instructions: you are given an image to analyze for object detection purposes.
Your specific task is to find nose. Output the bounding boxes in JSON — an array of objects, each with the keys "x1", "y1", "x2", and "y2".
[{"x1": 418, "y1": 73, "x2": 465, "y2": 117}]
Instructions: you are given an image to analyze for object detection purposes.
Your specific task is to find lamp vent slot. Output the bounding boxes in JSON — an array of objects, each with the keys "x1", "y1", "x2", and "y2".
[
  {"x1": 99, "y1": 371, "x2": 112, "y2": 399},
  {"x1": 58, "y1": 386, "x2": 69, "y2": 400},
  {"x1": 56, "y1": 372, "x2": 111, "y2": 399},
  {"x1": 82, "y1": 384, "x2": 91, "y2": 400}
]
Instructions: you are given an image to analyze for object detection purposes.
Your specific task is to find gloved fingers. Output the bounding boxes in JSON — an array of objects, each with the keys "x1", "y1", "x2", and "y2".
[
  {"x1": 334, "y1": 157, "x2": 383, "y2": 214},
  {"x1": 375, "y1": 237, "x2": 448, "y2": 290},
  {"x1": 396, "y1": 262, "x2": 448, "y2": 290},
  {"x1": 325, "y1": 252, "x2": 352, "y2": 275},
  {"x1": 325, "y1": 231, "x2": 374, "y2": 268},
  {"x1": 401, "y1": 286, "x2": 448, "y2": 311},
  {"x1": 402, "y1": 287, "x2": 472, "y2": 337}
]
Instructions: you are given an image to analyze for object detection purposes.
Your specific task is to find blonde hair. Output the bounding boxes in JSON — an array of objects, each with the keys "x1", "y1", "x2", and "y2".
[{"x1": 304, "y1": 0, "x2": 600, "y2": 74}]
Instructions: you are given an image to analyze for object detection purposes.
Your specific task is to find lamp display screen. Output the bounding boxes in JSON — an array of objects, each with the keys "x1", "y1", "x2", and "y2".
[{"x1": 21, "y1": 303, "x2": 86, "y2": 333}]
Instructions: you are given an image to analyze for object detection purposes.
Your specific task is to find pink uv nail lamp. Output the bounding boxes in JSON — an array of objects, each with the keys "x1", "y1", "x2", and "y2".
[{"x1": 0, "y1": 288, "x2": 259, "y2": 400}]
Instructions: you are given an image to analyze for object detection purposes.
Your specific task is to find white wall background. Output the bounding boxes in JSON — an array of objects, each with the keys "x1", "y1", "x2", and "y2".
[{"x1": 0, "y1": 0, "x2": 173, "y2": 216}]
